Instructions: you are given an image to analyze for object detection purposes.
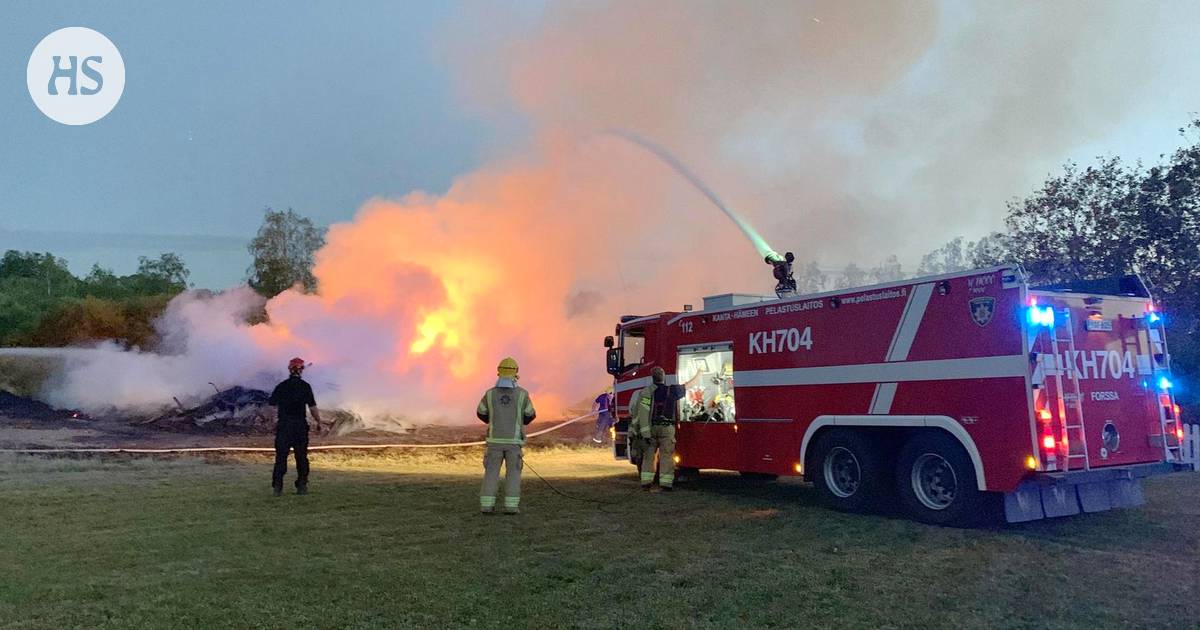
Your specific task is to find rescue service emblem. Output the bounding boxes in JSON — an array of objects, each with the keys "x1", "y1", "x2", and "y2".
[
  {"x1": 969, "y1": 297, "x2": 995, "y2": 327},
  {"x1": 499, "y1": 393, "x2": 512, "y2": 405}
]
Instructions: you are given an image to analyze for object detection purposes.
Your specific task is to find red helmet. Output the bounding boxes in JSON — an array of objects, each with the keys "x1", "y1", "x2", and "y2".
[{"x1": 288, "y1": 357, "x2": 306, "y2": 371}]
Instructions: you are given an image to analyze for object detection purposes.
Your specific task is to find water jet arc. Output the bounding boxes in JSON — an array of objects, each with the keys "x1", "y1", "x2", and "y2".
[{"x1": 604, "y1": 129, "x2": 782, "y2": 263}]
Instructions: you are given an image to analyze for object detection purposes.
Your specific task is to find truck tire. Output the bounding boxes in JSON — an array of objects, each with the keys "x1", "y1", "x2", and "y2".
[
  {"x1": 809, "y1": 429, "x2": 887, "y2": 513},
  {"x1": 895, "y1": 432, "x2": 983, "y2": 526}
]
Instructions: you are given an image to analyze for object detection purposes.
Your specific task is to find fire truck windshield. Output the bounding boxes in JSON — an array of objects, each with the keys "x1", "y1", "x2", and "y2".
[{"x1": 620, "y1": 328, "x2": 645, "y2": 368}]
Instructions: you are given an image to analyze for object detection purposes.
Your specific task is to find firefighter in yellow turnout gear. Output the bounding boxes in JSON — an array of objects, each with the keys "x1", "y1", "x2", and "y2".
[
  {"x1": 629, "y1": 366, "x2": 685, "y2": 491},
  {"x1": 477, "y1": 357, "x2": 537, "y2": 514}
]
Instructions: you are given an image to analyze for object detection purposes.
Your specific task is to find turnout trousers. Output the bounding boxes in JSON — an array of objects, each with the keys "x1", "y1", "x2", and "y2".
[
  {"x1": 640, "y1": 424, "x2": 676, "y2": 488},
  {"x1": 480, "y1": 443, "x2": 523, "y2": 513},
  {"x1": 628, "y1": 433, "x2": 646, "y2": 468},
  {"x1": 272, "y1": 424, "x2": 309, "y2": 490}
]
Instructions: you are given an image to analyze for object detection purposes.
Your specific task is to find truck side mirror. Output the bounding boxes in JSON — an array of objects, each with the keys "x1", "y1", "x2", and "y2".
[
  {"x1": 606, "y1": 348, "x2": 622, "y2": 375},
  {"x1": 604, "y1": 335, "x2": 614, "y2": 348}
]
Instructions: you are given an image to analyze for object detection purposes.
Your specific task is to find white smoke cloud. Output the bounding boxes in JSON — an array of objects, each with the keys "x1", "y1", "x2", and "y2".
[{"x1": 44, "y1": 288, "x2": 280, "y2": 412}]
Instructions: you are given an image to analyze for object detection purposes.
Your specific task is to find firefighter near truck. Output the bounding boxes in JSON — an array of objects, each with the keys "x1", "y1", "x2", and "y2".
[{"x1": 604, "y1": 262, "x2": 1187, "y2": 526}]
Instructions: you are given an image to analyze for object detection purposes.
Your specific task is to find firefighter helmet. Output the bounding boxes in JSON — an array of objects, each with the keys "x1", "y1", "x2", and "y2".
[
  {"x1": 497, "y1": 357, "x2": 519, "y2": 378},
  {"x1": 288, "y1": 357, "x2": 306, "y2": 373}
]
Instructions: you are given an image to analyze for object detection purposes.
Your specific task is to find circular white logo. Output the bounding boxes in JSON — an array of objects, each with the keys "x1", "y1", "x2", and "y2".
[{"x1": 27, "y1": 27, "x2": 125, "y2": 125}]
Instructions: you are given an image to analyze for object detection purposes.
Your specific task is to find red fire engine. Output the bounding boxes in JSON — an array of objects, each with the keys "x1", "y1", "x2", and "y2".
[{"x1": 604, "y1": 265, "x2": 1186, "y2": 525}]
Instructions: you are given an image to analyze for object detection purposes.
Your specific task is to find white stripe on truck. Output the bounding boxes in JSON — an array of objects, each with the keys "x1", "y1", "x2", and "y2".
[
  {"x1": 869, "y1": 382, "x2": 898, "y2": 414},
  {"x1": 886, "y1": 283, "x2": 934, "y2": 361},
  {"x1": 873, "y1": 282, "x2": 934, "y2": 413},
  {"x1": 737, "y1": 354, "x2": 1027, "y2": 388},
  {"x1": 619, "y1": 355, "x2": 1024, "y2": 393}
]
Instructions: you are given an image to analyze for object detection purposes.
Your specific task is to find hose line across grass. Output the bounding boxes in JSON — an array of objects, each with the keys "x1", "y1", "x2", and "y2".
[
  {"x1": 522, "y1": 458, "x2": 644, "y2": 507},
  {"x1": 0, "y1": 411, "x2": 600, "y2": 454}
]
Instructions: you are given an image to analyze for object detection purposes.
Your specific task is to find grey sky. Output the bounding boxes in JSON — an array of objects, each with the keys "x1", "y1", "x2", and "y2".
[{"x1": 0, "y1": 2, "x2": 487, "y2": 288}]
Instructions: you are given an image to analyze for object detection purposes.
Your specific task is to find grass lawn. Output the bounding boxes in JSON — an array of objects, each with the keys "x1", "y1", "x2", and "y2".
[{"x1": 1, "y1": 448, "x2": 1197, "y2": 629}]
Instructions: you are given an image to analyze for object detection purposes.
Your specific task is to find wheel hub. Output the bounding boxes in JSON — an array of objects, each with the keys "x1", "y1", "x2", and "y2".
[
  {"x1": 911, "y1": 452, "x2": 958, "y2": 510},
  {"x1": 823, "y1": 446, "x2": 861, "y2": 498}
]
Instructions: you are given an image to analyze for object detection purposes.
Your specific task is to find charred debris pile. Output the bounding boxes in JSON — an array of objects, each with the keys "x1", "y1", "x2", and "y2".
[
  {"x1": 0, "y1": 390, "x2": 85, "y2": 422},
  {"x1": 143, "y1": 387, "x2": 410, "y2": 437},
  {"x1": 143, "y1": 386, "x2": 277, "y2": 435}
]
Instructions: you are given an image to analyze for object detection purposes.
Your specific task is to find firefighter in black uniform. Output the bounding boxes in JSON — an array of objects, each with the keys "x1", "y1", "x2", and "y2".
[{"x1": 269, "y1": 357, "x2": 322, "y2": 496}]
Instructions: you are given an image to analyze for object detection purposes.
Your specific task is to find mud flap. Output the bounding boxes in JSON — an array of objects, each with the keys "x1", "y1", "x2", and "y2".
[
  {"x1": 1107, "y1": 478, "x2": 1145, "y2": 509},
  {"x1": 1002, "y1": 480, "x2": 1081, "y2": 522},
  {"x1": 1077, "y1": 482, "x2": 1112, "y2": 512},
  {"x1": 1005, "y1": 478, "x2": 1147, "y2": 522},
  {"x1": 1071, "y1": 478, "x2": 1145, "y2": 513},
  {"x1": 1040, "y1": 483, "x2": 1081, "y2": 519},
  {"x1": 1003, "y1": 481, "x2": 1045, "y2": 523}
]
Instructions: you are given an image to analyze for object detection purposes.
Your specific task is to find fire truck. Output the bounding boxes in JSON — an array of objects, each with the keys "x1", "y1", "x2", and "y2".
[{"x1": 603, "y1": 265, "x2": 1186, "y2": 525}]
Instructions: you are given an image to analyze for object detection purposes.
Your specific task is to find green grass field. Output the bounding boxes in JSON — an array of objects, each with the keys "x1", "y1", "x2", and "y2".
[{"x1": 1, "y1": 448, "x2": 1197, "y2": 629}]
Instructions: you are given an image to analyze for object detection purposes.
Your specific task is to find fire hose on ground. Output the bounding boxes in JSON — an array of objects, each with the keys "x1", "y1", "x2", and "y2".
[
  {"x1": 0, "y1": 411, "x2": 600, "y2": 454},
  {"x1": 1, "y1": 409, "x2": 644, "y2": 506}
]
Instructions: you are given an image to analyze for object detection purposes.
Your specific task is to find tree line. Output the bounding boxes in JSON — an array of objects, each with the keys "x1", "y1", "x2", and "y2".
[
  {"x1": 0, "y1": 252, "x2": 189, "y2": 347},
  {"x1": 0, "y1": 207, "x2": 325, "y2": 348}
]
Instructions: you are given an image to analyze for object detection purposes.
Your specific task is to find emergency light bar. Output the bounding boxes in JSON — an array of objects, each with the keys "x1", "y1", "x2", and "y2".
[
  {"x1": 1145, "y1": 302, "x2": 1164, "y2": 324},
  {"x1": 1027, "y1": 306, "x2": 1055, "y2": 327}
]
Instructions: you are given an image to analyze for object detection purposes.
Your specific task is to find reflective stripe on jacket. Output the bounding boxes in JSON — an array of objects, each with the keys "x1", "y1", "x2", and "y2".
[{"x1": 629, "y1": 384, "x2": 656, "y2": 437}]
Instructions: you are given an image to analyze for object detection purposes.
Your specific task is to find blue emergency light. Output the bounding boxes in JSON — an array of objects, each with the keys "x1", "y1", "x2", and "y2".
[{"x1": 1027, "y1": 306, "x2": 1055, "y2": 327}]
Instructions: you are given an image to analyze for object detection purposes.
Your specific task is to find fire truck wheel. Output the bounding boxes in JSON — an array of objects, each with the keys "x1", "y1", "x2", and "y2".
[
  {"x1": 896, "y1": 432, "x2": 982, "y2": 526},
  {"x1": 809, "y1": 429, "x2": 886, "y2": 512}
]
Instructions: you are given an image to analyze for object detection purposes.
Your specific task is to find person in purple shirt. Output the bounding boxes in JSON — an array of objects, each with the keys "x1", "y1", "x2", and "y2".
[{"x1": 592, "y1": 388, "x2": 615, "y2": 443}]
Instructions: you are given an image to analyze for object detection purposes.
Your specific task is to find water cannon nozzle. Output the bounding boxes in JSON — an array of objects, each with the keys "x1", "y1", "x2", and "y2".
[
  {"x1": 764, "y1": 250, "x2": 790, "y2": 265},
  {"x1": 767, "y1": 251, "x2": 797, "y2": 298}
]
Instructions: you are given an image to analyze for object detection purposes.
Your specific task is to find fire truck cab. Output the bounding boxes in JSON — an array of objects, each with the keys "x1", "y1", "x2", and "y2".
[{"x1": 605, "y1": 265, "x2": 1185, "y2": 525}]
